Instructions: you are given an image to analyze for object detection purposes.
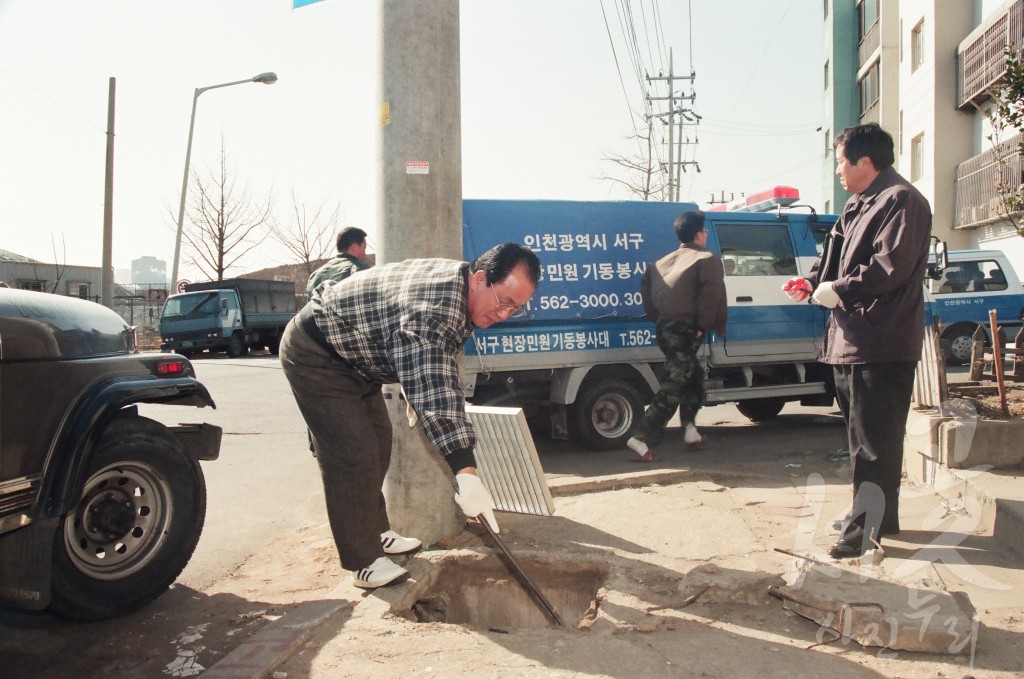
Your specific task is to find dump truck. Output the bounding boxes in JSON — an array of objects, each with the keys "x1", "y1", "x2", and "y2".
[{"x1": 159, "y1": 278, "x2": 298, "y2": 357}]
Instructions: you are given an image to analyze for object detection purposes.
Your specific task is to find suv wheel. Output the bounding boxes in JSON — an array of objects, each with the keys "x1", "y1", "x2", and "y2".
[{"x1": 48, "y1": 415, "x2": 207, "y2": 620}]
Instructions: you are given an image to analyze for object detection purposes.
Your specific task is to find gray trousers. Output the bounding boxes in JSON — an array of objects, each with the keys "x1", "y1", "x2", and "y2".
[{"x1": 279, "y1": 316, "x2": 393, "y2": 571}]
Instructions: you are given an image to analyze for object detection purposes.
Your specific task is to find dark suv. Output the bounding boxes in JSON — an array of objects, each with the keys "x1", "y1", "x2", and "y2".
[{"x1": 0, "y1": 288, "x2": 221, "y2": 620}]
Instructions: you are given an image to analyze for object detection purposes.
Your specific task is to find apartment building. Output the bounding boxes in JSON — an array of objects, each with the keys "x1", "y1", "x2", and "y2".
[{"x1": 823, "y1": 0, "x2": 1024, "y2": 272}]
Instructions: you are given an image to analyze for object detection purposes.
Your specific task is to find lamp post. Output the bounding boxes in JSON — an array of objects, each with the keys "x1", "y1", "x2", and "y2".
[{"x1": 170, "y1": 72, "x2": 278, "y2": 289}]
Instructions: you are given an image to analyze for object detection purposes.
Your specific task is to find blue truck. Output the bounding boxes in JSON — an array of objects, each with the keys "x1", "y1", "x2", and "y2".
[
  {"x1": 925, "y1": 249, "x2": 1024, "y2": 365},
  {"x1": 462, "y1": 199, "x2": 839, "y2": 450}
]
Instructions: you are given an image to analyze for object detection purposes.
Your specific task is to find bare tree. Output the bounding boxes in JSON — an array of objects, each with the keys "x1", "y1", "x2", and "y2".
[
  {"x1": 23, "y1": 234, "x2": 69, "y2": 293},
  {"x1": 599, "y1": 118, "x2": 671, "y2": 201},
  {"x1": 268, "y1": 190, "x2": 341, "y2": 279},
  {"x1": 182, "y1": 136, "x2": 273, "y2": 281}
]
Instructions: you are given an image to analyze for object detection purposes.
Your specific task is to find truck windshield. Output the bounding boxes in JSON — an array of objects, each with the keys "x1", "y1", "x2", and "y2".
[{"x1": 162, "y1": 292, "x2": 219, "y2": 317}]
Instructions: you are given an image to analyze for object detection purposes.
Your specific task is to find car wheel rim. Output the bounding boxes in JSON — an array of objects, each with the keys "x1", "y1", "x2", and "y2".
[
  {"x1": 949, "y1": 335, "x2": 973, "y2": 362},
  {"x1": 590, "y1": 394, "x2": 633, "y2": 439},
  {"x1": 64, "y1": 461, "x2": 173, "y2": 580}
]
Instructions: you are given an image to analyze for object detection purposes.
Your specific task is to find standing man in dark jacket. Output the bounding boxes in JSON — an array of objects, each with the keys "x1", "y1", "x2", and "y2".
[
  {"x1": 626, "y1": 211, "x2": 727, "y2": 462},
  {"x1": 784, "y1": 123, "x2": 932, "y2": 559}
]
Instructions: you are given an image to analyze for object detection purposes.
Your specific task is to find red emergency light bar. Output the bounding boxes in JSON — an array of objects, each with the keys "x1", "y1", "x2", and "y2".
[{"x1": 708, "y1": 186, "x2": 800, "y2": 213}]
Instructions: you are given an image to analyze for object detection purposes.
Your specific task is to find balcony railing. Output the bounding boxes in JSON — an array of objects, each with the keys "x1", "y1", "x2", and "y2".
[
  {"x1": 953, "y1": 133, "x2": 1022, "y2": 229},
  {"x1": 958, "y1": 0, "x2": 1024, "y2": 109},
  {"x1": 858, "y1": 21, "x2": 880, "y2": 66}
]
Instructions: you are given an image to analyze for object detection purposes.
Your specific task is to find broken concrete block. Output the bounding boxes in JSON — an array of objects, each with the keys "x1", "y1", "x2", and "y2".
[{"x1": 774, "y1": 569, "x2": 976, "y2": 654}]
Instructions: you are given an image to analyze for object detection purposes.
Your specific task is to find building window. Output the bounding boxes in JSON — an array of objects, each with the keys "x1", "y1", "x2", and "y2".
[
  {"x1": 858, "y1": 61, "x2": 880, "y2": 114},
  {"x1": 858, "y1": 0, "x2": 879, "y2": 41},
  {"x1": 18, "y1": 280, "x2": 44, "y2": 292},
  {"x1": 824, "y1": 0, "x2": 828, "y2": 19},
  {"x1": 824, "y1": 60, "x2": 830, "y2": 90},
  {"x1": 69, "y1": 282, "x2": 91, "y2": 299},
  {"x1": 824, "y1": 129, "x2": 832, "y2": 157},
  {"x1": 899, "y1": 110, "x2": 904, "y2": 153},
  {"x1": 911, "y1": 20, "x2": 924, "y2": 72},
  {"x1": 911, "y1": 133, "x2": 925, "y2": 182}
]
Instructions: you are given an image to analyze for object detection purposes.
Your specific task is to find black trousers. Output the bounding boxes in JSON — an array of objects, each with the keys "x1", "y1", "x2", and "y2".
[{"x1": 833, "y1": 362, "x2": 917, "y2": 545}]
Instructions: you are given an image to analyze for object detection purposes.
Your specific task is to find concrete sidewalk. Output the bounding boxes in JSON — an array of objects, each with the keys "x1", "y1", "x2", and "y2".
[{"x1": 202, "y1": 420, "x2": 1024, "y2": 679}]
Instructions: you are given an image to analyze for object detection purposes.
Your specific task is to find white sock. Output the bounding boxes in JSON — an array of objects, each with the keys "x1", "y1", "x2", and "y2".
[
  {"x1": 626, "y1": 437, "x2": 649, "y2": 455},
  {"x1": 684, "y1": 423, "x2": 702, "y2": 444}
]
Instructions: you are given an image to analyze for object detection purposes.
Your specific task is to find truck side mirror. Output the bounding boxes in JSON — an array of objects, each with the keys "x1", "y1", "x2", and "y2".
[{"x1": 926, "y1": 237, "x2": 948, "y2": 280}]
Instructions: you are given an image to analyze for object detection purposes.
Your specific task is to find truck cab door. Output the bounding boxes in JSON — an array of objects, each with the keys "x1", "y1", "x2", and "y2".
[
  {"x1": 220, "y1": 293, "x2": 243, "y2": 334},
  {"x1": 708, "y1": 220, "x2": 820, "y2": 364}
]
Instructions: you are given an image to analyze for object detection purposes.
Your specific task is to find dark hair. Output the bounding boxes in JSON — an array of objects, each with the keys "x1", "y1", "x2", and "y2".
[
  {"x1": 674, "y1": 211, "x2": 706, "y2": 243},
  {"x1": 470, "y1": 242, "x2": 541, "y2": 286},
  {"x1": 833, "y1": 123, "x2": 894, "y2": 171},
  {"x1": 337, "y1": 227, "x2": 367, "y2": 253}
]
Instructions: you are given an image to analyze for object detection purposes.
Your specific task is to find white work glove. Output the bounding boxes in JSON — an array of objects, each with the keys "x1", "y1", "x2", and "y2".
[
  {"x1": 782, "y1": 277, "x2": 812, "y2": 302},
  {"x1": 811, "y1": 281, "x2": 841, "y2": 309},
  {"x1": 454, "y1": 473, "x2": 499, "y2": 533}
]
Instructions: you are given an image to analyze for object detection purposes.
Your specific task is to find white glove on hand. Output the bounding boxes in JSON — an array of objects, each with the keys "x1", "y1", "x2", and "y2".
[
  {"x1": 454, "y1": 473, "x2": 499, "y2": 533},
  {"x1": 811, "y1": 281, "x2": 841, "y2": 309}
]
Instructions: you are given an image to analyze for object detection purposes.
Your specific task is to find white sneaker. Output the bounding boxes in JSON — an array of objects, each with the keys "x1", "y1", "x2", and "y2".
[
  {"x1": 684, "y1": 423, "x2": 703, "y2": 445},
  {"x1": 351, "y1": 556, "x2": 409, "y2": 589},
  {"x1": 626, "y1": 437, "x2": 649, "y2": 456},
  {"x1": 381, "y1": 530, "x2": 422, "y2": 555}
]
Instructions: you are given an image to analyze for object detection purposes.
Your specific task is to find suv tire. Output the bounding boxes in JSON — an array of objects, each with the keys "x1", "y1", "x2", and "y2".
[{"x1": 48, "y1": 415, "x2": 207, "y2": 620}]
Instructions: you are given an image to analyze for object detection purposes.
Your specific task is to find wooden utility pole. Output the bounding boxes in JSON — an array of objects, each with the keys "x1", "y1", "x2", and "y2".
[{"x1": 101, "y1": 77, "x2": 115, "y2": 308}]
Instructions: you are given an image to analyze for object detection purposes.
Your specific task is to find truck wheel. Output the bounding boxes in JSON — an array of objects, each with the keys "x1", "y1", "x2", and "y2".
[
  {"x1": 266, "y1": 334, "x2": 281, "y2": 355},
  {"x1": 736, "y1": 398, "x2": 785, "y2": 422},
  {"x1": 942, "y1": 325, "x2": 976, "y2": 366},
  {"x1": 570, "y1": 380, "x2": 643, "y2": 450},
  {"x1": 48, "y1": 415, "x2": 207, "y2": 620},
  {"x1": 227, "y1": 332, "x2": 248, "y2": 358}
]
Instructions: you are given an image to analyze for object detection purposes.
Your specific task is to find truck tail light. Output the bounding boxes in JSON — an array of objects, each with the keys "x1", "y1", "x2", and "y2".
[{"x1": 156, "y1": 361, "x2": 188, "y2": 376}]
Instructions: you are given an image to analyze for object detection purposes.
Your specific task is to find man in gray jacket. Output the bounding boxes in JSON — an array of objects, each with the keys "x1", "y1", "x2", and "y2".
[
  {"x1": 626, "y1": 211, "x2": 727, "y2": 462},
  {"x1": 784, "y1": 123, "x2": 932, "y2": 559}
]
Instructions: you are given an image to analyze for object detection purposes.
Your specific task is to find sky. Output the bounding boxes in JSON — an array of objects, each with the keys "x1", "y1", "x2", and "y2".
[{"x1": 0, "y1": 0, "x2": 823, "y2": 282}]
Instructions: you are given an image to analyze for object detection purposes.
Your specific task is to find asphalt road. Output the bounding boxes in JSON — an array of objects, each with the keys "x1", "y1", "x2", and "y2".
[{"x1": 0, "y1": 351, "x2": 851, "y2": 678}]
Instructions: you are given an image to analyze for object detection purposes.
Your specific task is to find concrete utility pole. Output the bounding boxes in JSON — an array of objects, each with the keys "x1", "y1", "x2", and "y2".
[
  {"x1": 101, "y1": 77, "x2": 115, "y2": 308},
  {"x1": 378, "y1": 0, "x2": 464, "y2": 543}
]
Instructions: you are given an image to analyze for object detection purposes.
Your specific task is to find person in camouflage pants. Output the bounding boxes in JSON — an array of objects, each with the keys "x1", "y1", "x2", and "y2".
[
  {"x1": 631, "y1": 319, "x2": 705, "y2": 447},
  {"x1": 626, "y1": 211, "x2": 727, "y2": 462}
]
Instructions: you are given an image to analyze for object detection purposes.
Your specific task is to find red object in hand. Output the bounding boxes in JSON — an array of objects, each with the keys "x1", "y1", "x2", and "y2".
[{"x1": 782, "y1": 277, "x2": 812, "y2": 301}]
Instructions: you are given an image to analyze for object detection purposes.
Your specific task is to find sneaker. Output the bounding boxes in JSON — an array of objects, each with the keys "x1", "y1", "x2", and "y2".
[
  {"x1": 351, "y1": 556, "x2": 409, "y2": 589},
  {"x1": 626, "y1": 436, "x2": 649, "y2": 456},
  {"x1": 684, "y1": 423, "x2": 702, "y2": 445},
  {"x1": 381, "y1": 530, "x2": 422, "y2": 555}
]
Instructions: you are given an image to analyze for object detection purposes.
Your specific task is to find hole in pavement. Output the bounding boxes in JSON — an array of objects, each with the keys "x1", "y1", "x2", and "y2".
[{"x1": 409, "y1": 554, "x2": 607, "y2": 629}]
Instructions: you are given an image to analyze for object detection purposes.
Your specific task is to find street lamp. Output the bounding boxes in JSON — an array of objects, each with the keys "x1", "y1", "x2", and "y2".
[{"x1": 170, "y1": 72, "x2": 278, "y2": 289}]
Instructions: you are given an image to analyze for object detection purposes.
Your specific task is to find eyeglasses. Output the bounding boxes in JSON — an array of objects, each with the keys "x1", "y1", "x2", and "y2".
[{"x1": 489, "y1": 284, "x2": 528, "y2": 318}]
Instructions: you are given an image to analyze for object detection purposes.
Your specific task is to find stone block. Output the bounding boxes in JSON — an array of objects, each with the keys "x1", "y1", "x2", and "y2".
[
  {"x1": 940, "y1": 418, "x2": 1024, "y2": 469},
  {"x1": 777, "y1": 569, "x2": 976, "y2": 654}
]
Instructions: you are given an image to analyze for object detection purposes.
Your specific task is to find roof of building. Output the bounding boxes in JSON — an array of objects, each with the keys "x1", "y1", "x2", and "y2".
[{"x1": 0, "y1": 248, "x2": 41, "y2": 263}]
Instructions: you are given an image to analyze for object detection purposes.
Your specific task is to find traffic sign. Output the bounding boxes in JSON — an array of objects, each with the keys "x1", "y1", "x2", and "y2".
[{"x1": 176, "y1": 280, "x2": 191, "y2": 294}]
